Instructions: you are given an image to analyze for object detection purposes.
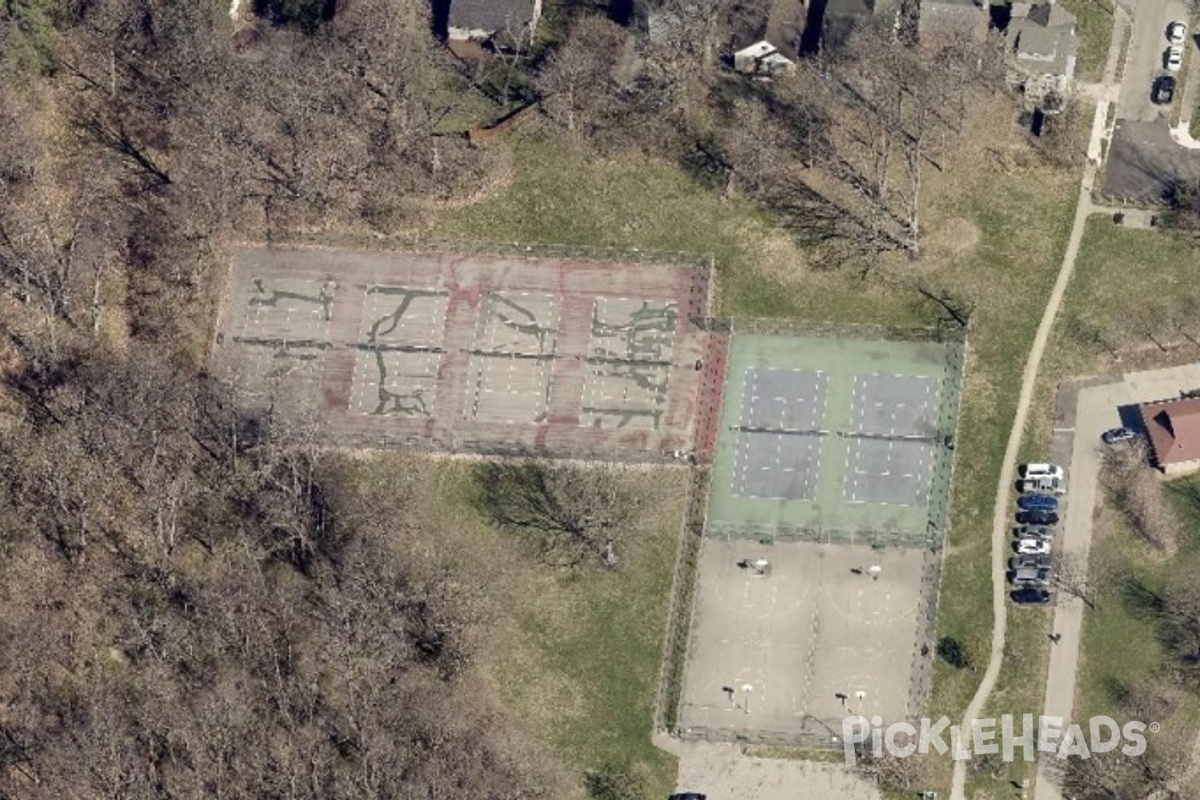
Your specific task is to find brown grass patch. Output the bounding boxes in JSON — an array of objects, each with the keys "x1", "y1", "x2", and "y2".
[{"x1": 923, "y1": 216, "x2": 981, "y2": 260}]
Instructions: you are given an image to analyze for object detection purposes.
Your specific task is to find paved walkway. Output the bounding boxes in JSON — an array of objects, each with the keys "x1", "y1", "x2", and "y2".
[
  {"x1": 949, "y1": 8, "x2": 1131, "y2": 800},
  {"x1": 1032, "y1": 364, "x2": 1200, "y2": 800},
  {"x1": 666, "y1": 738, "x2": 882, "y2": 800}
]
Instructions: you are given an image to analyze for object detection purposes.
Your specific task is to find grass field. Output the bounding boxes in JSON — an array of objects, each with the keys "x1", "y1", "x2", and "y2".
[
  {"x1": 1059, "y1": 0, "x2": 1116, "y2": 83},
  {"x1": 432, "y1": 462, "x2": 686, "y2": 800},
  {"x1": 435, "y1": 129, "x2": 927, "y2": 325},
  {"x1": 1073, "y1": 485, "x2": 1200, "y2": 793},
  {"x1": 1050, "y1": 218, "x2": 1200, "y2": 374}
]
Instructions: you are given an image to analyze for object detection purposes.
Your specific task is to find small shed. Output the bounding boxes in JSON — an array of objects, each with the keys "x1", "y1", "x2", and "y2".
[
  {"x1": 1140, "y1": 396, "x2": 1200, "y2": 474},
  {"x1": 733, "y1": 41, "x2": 796, "y2": 76}
]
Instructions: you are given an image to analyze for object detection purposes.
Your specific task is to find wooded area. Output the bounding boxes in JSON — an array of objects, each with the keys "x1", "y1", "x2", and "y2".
[{"x1": 0, "y1": 0, "x2": 1104, "y2": 796}]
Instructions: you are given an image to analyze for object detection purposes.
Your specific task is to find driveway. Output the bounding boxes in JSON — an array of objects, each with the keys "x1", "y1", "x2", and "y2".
[
  {"x1": 1033, "y1": 362, "x2": 1200, "y2": 800},
  {"x1": 1115, "y1": 0, "x2": 1189, "y2": 122}
]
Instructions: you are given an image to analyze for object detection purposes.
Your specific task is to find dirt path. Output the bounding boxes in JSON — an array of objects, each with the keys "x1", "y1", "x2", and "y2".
[{"x1": 948, "y1": 9, "x2": 1131, "y2": 800}]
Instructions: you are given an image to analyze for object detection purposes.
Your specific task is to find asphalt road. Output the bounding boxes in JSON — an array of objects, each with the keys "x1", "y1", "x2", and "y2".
[{"x1": 1116, "y1": 0, "x2": 1190, "y2": 122}]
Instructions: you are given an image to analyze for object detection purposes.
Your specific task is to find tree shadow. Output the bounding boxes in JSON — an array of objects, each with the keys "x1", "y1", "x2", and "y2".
[
  {"x1": 1121, "y1": 574, "x2": 1165, "y2": 616},
  {"x1": 252, "y1": 0, "x2": 337, "y2": 33}
]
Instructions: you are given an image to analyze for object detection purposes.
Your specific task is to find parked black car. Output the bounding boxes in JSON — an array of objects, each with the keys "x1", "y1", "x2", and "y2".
[
  {"x1": 1102, "y1": 427, "x2": 1137, "y2": 445},
  {"x1": 1011, "y1": 588, "x2": 1053, "y2": 605},
  {"x1": 1152, "y1": 75, "x2": 1176, "y2": 105},
  {"x1": 669, "y1": 794, "x2": 707, "y2": 800},
  {"x1": 1017, "y1": 510, "x2": 1060, "y2": 526}
]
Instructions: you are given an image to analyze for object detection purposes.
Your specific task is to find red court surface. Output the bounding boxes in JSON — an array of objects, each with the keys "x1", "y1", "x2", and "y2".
[{"x1": 215, "y1": 246, "x2": 726, "y2": 461}]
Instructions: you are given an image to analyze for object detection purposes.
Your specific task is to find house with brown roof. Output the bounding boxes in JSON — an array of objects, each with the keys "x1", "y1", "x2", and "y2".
[{"x1": 1139, "y1": 396, "x2": 1200, "y2": 474}]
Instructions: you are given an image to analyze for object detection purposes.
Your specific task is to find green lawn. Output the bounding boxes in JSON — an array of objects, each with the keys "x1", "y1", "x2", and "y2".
[
  {"x1": 430, "y1": 462, "x2": 685, "y2": 799},
  {"x1": 1059, "y1": 0, "x2": 1116, "y2": 82},
  {"x1": 925, "y1": 169, "x2": 1079, "y2": 731},
  {"x1": 435, "y1": 129, "x2": 926, "y2": 324},
  {"x1": 1074, "y1": 480, "x2": 1200, "y2": 757},
  {"x1": 1052, "y1": 217, "x2": 1200, "y2": 374}
]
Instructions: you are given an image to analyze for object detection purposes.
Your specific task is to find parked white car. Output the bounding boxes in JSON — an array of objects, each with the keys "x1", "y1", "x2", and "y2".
[
  {"x1": 1168, "y1": 21, "x2": 1188, "y2": 46},
  {"x1": 1017, "y1": 538, "x2": 1052, "y2": 555},
  {"x1": 1167, "y1": 46, "x2": 1184, "y2": 72},
  {"x1": 1019, "y1": 475, "x2": 1067, "y2": 494},
  {"x1": 1020, "y1": 463, "x2": 1064, "y2": 480}
]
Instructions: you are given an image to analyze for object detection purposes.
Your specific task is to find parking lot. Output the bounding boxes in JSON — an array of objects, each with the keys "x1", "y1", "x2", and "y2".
[
  {"x1": 1104, "y1": 119, "x2": 1200, "y2": 202},
  {"x1": 1104, "y1": 4, "x2": 1200, "y2": 202},
  {"x1": 1116, "y1": 0, "x2": 1191, "y2": 121}
]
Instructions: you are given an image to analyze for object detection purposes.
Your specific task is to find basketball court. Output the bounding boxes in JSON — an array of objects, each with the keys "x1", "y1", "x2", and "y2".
[{"x1": 678, "y1": 539, "x2": 927, "y2": 738}]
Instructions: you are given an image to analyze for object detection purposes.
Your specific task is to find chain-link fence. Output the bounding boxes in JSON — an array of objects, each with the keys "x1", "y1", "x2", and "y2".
[
  {"x1": 728, "y1": 317, "x2": 966, "y2": 345},
  {"x1": 706, "y1": 524, "x2": 935, "y2": 549},
  {"x1": 652, "y1": 466, "x2": 710, "y2": 733}
]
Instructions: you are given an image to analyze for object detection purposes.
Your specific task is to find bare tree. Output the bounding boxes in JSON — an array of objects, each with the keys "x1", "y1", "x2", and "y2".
[
  {"x1": 535, "y1": 15, "x2": 628, "y2": 140},
  {"x1": 1100, "y1": 441, "x2": 1179, "y2": 554},
  {"x1": 1053, "y1": 740, "x2": 1186, "y2": 800},
  {"x1": 1163, "y1": 178, "x2": 1200, "y2": 237},
  {"x1": 1052, "y1": 550, "x2": 1099, "y2": 611},
  {"x1": 0, "y1": 344, "x2": 567, "y2": 800},
  {"x1": 475, "y1": 461, "x2": 641, "y2": 569}
]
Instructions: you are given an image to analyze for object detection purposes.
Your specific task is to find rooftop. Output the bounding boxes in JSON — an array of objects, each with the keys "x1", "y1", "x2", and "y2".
[
  {"x1": 1009, "y1": 0, "x2": 1077, "y2": 76},
  {"x1": 1140, "y1": 397, "x2": 1200, "y2": 466},
  {"x1": 447, "y1": 0, "x2": 538, "y2": 34}
]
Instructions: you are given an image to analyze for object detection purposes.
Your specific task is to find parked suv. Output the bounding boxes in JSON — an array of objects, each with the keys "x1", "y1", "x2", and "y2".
[
  {"x1": 1152, "y1": 75, "x2": 1176, "y2": 105},
  {"x1": 1167, "y1": 46, "x2": 1184, "y2": 71},
  {"x1": 1168, "y1": 20, "x2": 1188, "y2": 46},
  {"x1": 1019, "y1": 474, "x2": 1067, "y2": 494}
]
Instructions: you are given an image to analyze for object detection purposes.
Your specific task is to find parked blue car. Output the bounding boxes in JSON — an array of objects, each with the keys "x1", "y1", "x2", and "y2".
[{"x1": 1017, "y1": 493, "x2": 1059, "y2": 512}]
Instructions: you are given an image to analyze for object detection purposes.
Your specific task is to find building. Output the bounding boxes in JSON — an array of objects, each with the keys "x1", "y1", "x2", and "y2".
[
  {"x1": 918, "y1": 0, "x2": 987, "y2": 47},
  {"x1": 733, "y1": 41, "x2": 796, "y2": 75},
  {"x1": 1008, "y1": 0, "x2": 1078, "y2": 96},
  {"x1": 438, "y1": 0, "x2": 543, "y2": 48},
  {"x1": 1139, "y1": 396, "x2": 1200, "y2": 474}
]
